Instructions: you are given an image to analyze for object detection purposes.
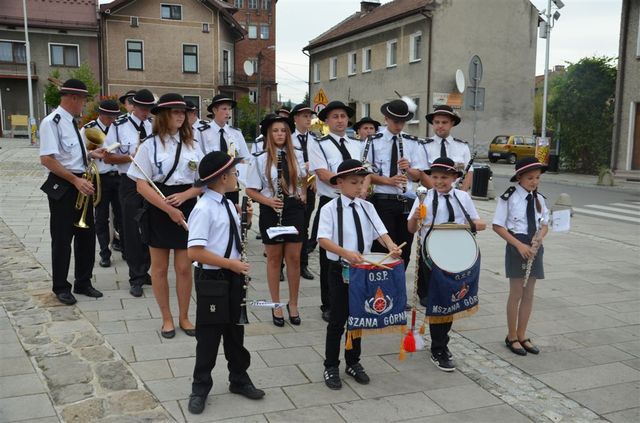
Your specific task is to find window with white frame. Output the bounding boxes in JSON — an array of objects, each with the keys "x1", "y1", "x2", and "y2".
[
  {"x1": 248, "y1": 25, "x2": 257, "y2": 39},
  {"x1": 386, "y1": 39, "x2": 397, "y2": 67},
  {"x1": 348, "y1": 51, "x2": 357, "y2": 76},
  {"x1": 260, "y1": 24, "x2": 269, "y2": 40},
  {"x1": 329, "y1": 57, "x2": 337, "y2": 80},
  {"x1": 262, "y1": 0, "x2": 271, "y2": 9},
  {"x1": 362, "y1": 102, "x2": 370, "y2": 118},
  {"x1": 183, "y1": 44, "x2": 198, "y2": 73},
  {"x1": 0, "y1": 41, "x2": 26, "y2": 63},
  {"x1": 49, "y1": 43, "x2": 79, "y2": 67},
  {"x1": 248, "y1": 58, "x2": 258, "y2": 74},
  {"x1": 126, "y1": 40, "x2": 143, "y2": 70},
  {"x1": 235, "y1": 0, "x2": 243, "y2": 8},
  {"x1": 249, "y1": 89, "x2": 257, "y2": 103},
  {"x1": 408, "y1": 97, "x2": 420, "y2": 124},
  {"x1": 362, "y1": 47, "x2": 372, "y2": 72},
  {"x1": 248, "y1": 0, "x2": 257, "y2": 9},
  {"x1": 161, "y1": 4, "x2": 182, "y2": 20},
  {"x1": 409, "y1": 32, "x2": 422, "y2": 62},
  {"x1": 313, "y1": 62, "x2": 320, "y2": 83}
]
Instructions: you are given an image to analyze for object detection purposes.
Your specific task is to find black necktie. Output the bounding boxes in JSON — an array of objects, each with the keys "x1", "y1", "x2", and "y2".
[
  {"x1": 526, "y1": 193, "x2": 536, "y2": 237},
  {"x1": 440, "y1": 139, "x2": 447, "y2": 158},
  {"x1": 350, "y1": 202, "x2": 364, "y2": 253},
  {"x1": 139, "y1": 122, "x2": 147, "y2": 140},
  {"x1": 390, "y1": 135, "x2": 398, "y2": 177},
  {"x1": 443, "y1": 194, "x2": 455, "y2": 223},
  {"x1": 338, "y1": 138, "x2": 351, "y2": 161},
  {"x1": 73, "y1": 119, "x2": 88, "y2": 167},
  {"x1": 298, "y1": 134, "x2": 308, "y2": 161},
  {"x1": 219, "y1": 128, "x2": 228, "y2": 154},
  {"x1": 223, "y1": 196, "x2": 241, "y2": 257},
  {"x1": 281, "y1": 150, "x2": 290, "y2": 188}
]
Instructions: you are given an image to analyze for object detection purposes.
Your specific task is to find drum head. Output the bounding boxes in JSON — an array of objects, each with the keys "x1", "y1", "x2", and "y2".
[
  {"x1": 355, "y1": 253, "x2": 402, "y2": 269},
  {"x1": 424, "y1": 228, "x2": 478, "y2": 274}
]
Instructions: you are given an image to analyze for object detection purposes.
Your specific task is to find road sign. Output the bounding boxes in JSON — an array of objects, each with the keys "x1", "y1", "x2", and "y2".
[
  {"x1": 464, "y1": 87, "x2": 485, "y2": 111},
  {"x1": 313, "y1": 103, "x2": 326, "y2": 114},
  {"x1": 468, "y1": 55, "x2": 483, "y2": 84},
  {"x1": 313, "y1": 88, "x2": 328, "y2": 106}
]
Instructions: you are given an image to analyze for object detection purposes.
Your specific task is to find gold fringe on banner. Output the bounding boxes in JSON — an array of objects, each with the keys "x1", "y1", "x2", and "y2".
[
  {"x1": 423, "y1": 304, "x2": 479, "y2": 325},
  {"x1": 346, "y1": 325, "x2": 406, "y2": 350}
]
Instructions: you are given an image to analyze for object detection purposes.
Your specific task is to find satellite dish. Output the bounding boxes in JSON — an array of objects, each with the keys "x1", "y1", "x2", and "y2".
[
  {"x1": 455, "y1": 69, "x2": 465, "y2": 93},
  {"x1": 243, "y1": 60, "x2": 254, "y2": 77}
]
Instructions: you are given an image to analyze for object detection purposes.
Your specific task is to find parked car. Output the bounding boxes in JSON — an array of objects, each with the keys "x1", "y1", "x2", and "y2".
[{"x1": 488, "y1": 135, "x2": 537, "y2": 163}]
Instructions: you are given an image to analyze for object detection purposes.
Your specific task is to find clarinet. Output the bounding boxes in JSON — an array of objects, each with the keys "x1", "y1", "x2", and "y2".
[
  {"x1": 237, "y1": 196, "x2": 250, "y2": 325},
  {"x1": 361, "y1": 135, "x2": 375, "y2": 172},
  {"x1": 455, "y1": 152, "x2": 477, "y2": 189},
  {"x1": 276, "y1": 150, "x2": 284, "y2": 226},
  {"x1": 397, "y1": 136, "x2": 407, "y2": 194},
  {"x1": 523, "y1": 218, "x2": 543, "y2": 288}
]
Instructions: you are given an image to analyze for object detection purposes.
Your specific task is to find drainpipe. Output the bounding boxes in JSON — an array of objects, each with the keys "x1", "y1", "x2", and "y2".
[{"x1": 421, "y1": 9, "x2": 433, "y2": 138}]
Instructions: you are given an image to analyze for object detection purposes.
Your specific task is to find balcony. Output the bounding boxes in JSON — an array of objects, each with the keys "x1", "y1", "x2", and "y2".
[{"x1": 0, "y1": 61, "x2": 37, "y2": 79}]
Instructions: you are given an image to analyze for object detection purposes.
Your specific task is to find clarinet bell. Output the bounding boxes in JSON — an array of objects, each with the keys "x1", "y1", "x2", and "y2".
[{"x1": 237, "y1": 305, "x2": 249, "y2": 325}]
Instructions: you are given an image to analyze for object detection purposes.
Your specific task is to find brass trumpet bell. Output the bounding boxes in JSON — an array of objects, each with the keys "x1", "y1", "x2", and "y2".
[{"x1": 84, "y1": 127, "x2": 105, "y2": 151}]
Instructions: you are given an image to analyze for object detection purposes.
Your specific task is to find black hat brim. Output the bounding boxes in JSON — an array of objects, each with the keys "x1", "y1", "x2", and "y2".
[
  {"x1": 426, "y1": 111, "x2": 461, "y2": 126},
  {"x1": 380, "y1": 104, "x2": 413, "y2": 122},
  {"x1": 510, "y1": 165, "x2": 547, "y2": 182},
  {"x1": 151, "y1": 104, "x2": 187, "y2": 115},
  {"x1": 260, "y1": 116, "x2": 294, "y2": 137},
  {"x1": 329, "y1": 168, "x2": 370, "y2": 185},
  {"x1": 207, "y1": 99, "x2": 237, "y2": 113},
  {"x1": 318, "y1": 104, "x2": 355, "y2": 122},
  {"x1": 424, "y1": 168, "x2": 463, "y2": 178},
  {"x1": 119, "y1": 92, "x2": 136, "y2": 104},
  {"x1": 194, "y1": 157, "x2": 243, "y2": 187},
  {"x1": 353, "y1": 119, "x2": 381, "y2": 132}
]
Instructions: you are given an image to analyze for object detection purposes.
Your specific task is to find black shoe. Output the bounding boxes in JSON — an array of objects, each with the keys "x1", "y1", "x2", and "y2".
[
  {"x1": 143, "y1": 274, "x2": 153, "y2": 286},
  {"x1": 188, "y1": 395, "x2": 206, "y2": 414},
  {"x1": 321, "y1": 309, "x2": 331, "y2": 323},
  {"x1": 56, "y1": 291, "x2": 77, "y2": 305},
  {"x1": 73, "y1": 286, "x2": 103, "y2": 298},
  {"x1": 256, "y1": 234, "x2": 262, "y2": 240},
  {"x1": 229, "y1": 382, "x2": 265, "y2": 400},
  {"x1": 111, "y1": 241, "x2": 122, "y2": 252},
  {"x1": 300, "y1": 266, "x2": 314, "y2": 280},
  {"x1": 180, "y1": 325, "x2": 196, "y2": 337},
  {"x1": 505, "y1": 337, "x2": 527, "y2": 356},
  {"x1": 345, "y1": 363, "x2": 370, "y2": 385},
  {"x1": 279, "y1": 270, "x2": 285, "y2": 282},
  {"x1": 323, "y1": 366, "x2": 341, "y2": 390},
  {"x1": 99, "y1": 257, "x2": 111, "y2": 268},
  {"x1": 129, "y1": 284, "x2": 143, "y2": 298},
  {"x1": 286, "y1": 304, "x2": 301, "y2": 325},
  {"x1": 519, "y1": 338, "x2": 540, "y2": 355},
  {"x1": 431, "y1": 352, "x2": 456, "y2": 372},
  {"x1": 272, "y1": 310, "x2": 285, "y2": 327},
  {"x1": 444, "y1": 347, "x2": 453, "y2": 359},
  {"x1": 161, "y1": 327, "x2": 176, "y2": 339}
]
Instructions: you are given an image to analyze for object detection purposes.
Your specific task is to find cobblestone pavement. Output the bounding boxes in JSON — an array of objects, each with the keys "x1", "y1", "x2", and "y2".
[{"x1": 0, "y1": 138, "x2": 638, "y2": 422}]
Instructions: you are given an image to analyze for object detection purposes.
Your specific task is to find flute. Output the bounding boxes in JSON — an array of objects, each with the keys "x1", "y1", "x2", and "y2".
[
  {"x1": 237, "y1": 196, "x2": 250, "y2": 325},
  {"x1": 523, "y1": 218, "x2": 543, "y2": 288}
]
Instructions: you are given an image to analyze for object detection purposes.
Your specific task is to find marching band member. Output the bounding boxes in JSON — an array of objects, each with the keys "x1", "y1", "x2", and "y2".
[
  {"x1": 290, "y1": 103, "x2": 317, "y2": 281},
  {"x1": 187, "y1": 152, "x2": 265, "y2": 415},
  {"x1": 118, "y1": 89, "x2": 136, "y2": 117},
  {"x1": 81, "y1": 99, "x2": 122, "y2": 268},
  {"x1": 104, "y1": 89, "x2": 155, "y2": 297},
  {"x1": 39, "y1": 79, "x2": 106, "y2": 305},
  {"x1": 277, "y1": 106, "x2": 291, "y2": 118},
  {"x1": 318, "y1": 159, "x2": 401, "y2": 390},
  {"x1": 246, "y1": 115, "x2": 306, "y2": 326},
  {"x1": 423, "y1": 105, "x2": 472, "y2": 191},
  {"x1": 127, "y1": 93, "x2": 202, "y2": 338},
  {"x1": 308, "y1": 101, "x2": 363, "y2": 322},
  {"x1": 407, "y1": 157, "x2": 485, "y2": 372},
  {"x1": 493, "y1": 158, "x2": 549, "y2": 356},
  {"x1": 352, "y1": 116, "x2": 380, "y2": 141},
  {"x1": 365, "y1": 99, "x2": 427, "y2": 267},
  {"x1": 197, "y1": 95, "x2": 250, "y2": 204}
]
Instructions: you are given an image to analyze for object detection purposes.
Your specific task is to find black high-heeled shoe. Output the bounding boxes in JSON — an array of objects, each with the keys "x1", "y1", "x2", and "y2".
[
  {"x1": 286, "y1": 304, "x2": 301, "y2": 325},
  {"x1": 272, "y1": 309, "x2": 285, "y2": 327}
]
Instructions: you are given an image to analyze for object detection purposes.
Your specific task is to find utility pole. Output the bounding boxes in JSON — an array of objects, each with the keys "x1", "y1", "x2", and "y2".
[{"x1": 22, "y1": 0, "x2": 36, "y2": 145}]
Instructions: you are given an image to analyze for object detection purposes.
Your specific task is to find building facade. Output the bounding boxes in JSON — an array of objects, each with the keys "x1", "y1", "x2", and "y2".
[
  {"x1": 304, "y1": 0, "x2": 539, "y2": 156},
  {"x1": 100, "y1": 0, "x2": 244, "y2": 112},
  {"x1": 0, "y1": 0, "x2": 100, "y2": 136},
  {"x1": 611, "y1": 0, "x2": 640, "y2": 178},
  {"x1": 224, "y1": 0, "x2": 277, "y2": 110}
]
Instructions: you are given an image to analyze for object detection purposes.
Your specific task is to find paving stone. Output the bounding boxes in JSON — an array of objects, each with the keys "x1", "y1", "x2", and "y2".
[
  {"x1": 567, "y1": 381, "x2": 640, "y2": 415},
  {"x1": 614, "y1": 340, "x2": 640, "y2": 357},
  {"x1": 78, "y1": 345, "x2": 115, "y2": 362},
  {"x1": 424, "y1": 383, "x2": 503, "y2": 412},
  {"x1": 134, "y1": 342, "x2": 196, "y2": 361},
  {"x1": 0, "y1": 373, "x2": 46, "y2": 398},
  {"x1": 298, "y1": 355, "x2": 397, "y2": 383},
  {"x1": 258, "y1": 346, "x2": 323, "y2": 367},
  {"x1": 537, "y1": 363, "x2": 640, "y2": 393},
  {"x1": 131, "y1": 359, "x2": 174, "y2": 381},
  {"x1": 405, "y1": 404, "x2": 531, "y2": 423},
  {"x1": 51, "y1": 382, "x2": 94, "y2": 405},
  {"x1": 61, "y1": 398, "x2": 106, "y2": 423},
  {"x1": 72, "y1": 332, "x2": 104, "y2": 348},
  {"x1": 603, "y1": 407, "x2": 640, "y2": 423},
  {"x1": 147, "y1": 376, "x2": 192, "y2": 401},
  {"x1": 106, "y1": 389, "x2": 158, "y2": 414},
  {"x1": 249, "y1": 365, "x2": 309, "y2": 389},
  {"x1": 0, "y1": 341, "x2": 25, "y2": 358},
  {"x1": 95, "y1": 361, "x2": 137, "y2": 391},
  {"x1": 0, "y1": 393, "x2": 56, "y2": 422},
  {"x1": 573, "y1": 345, "x2": 636, "y2": 365},
  {"x1": 334, "y1": 392, "x2": 444, "y2": 422},
  {"x1": 282, "y1": 382, "x2": 360, "y2": 408},
  {"x1": 98, "y1": 308, "x2": 152, "y2": 322},
  {"x1": 47, "y1": 320, "x2": 95, "y2": 338},
  {"x1": 38, "y1": 353, "x2": 92, "y2": 387},
  {"x1": 265, "y1": 404, "x2": 344, "y2": 422}
]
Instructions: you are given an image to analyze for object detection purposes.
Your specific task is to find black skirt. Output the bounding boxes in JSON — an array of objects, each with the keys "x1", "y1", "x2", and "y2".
[
  {"x1": 505, "y1": 232, "x2": 544, "y2": 279},
  {"x1": 259, "y1": 197, "x2": 305, "y2": 245},
  {"x1": 147, "y1": 184, "x2": 196, "y2": 249}
]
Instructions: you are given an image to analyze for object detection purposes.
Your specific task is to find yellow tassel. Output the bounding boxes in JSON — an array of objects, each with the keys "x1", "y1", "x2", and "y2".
[
  {"x1": 399, "y1": 345, "x2": 406, "y2": 361},
  {"x1": 345, "y1": 331, "x2": 353, "y2": 350},
  {"x1": 419, "y1": 323, "x2": 426, "y2": 335}
]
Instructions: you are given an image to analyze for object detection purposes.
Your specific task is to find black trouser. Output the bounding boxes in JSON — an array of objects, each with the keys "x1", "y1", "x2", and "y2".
[
  {"x1": 119, "y1": 175, "x2": 150, "y2": 286},
  {"x1": 300, "y1": 187, "x2": 316, "y2": 266},
  {"x1": 416, "y1": 256, "x2": 453, "y2": 355},
  {"x1": 95, "y1": 172, "x2": 122, "y2": 260},
  {"x1": 313, "y1": 195, "x2": 333, "y2": 311},
  {"x1": 46, "y1": 174, "x2": 95, "y2": 295},
  {"x1": 370, "y1": 195, "x2": 414, "y2": 268},
  {"x1": 324, "y1": 261, "x2": 361, "y2": 368}
]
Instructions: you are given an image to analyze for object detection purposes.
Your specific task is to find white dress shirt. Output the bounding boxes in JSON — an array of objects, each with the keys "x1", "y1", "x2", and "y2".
[
  {"x1": 39, "y1": 106, "x2": 87, "y2": 173},
  {"x1": 492, "y1": 184, "x2": 549, "y2": 235},
  {"x1": 317, "y1": 194, "x2": 388, "y2": 261},
  {"x1": 422, "y1": 135, "x2": 472, "y2": 171},
  {"x1": 81, "y1": 118, "x2": 117, "y2": 174},
  {"x1": 308, "y1": 132, "x2": 363, "y2": 198},
  {"x1": 408, "y1": 188, "x2": 480, "y2": 239},
  {"x1": 104, "y1": 113, "x2": 153, "y2": 174},
  {"x1": 187, "y1": 188, "x2": 242, "y2": 269},
  {"x1": 246, "y1": 149, "x2": 307, "y2": 198},
  {"x1": 127, "y1": 135, "x2": 203, "y2": 185}
]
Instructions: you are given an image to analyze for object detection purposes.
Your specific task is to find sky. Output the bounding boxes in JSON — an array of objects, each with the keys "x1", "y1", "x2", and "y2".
[{"x1": 275, "y1": 0, "x2": 623, "y2": 103}]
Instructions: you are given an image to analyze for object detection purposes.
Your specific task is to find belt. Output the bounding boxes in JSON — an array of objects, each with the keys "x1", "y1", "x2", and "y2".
[
  {"x1": 101, "y1": 171, "x2": 119, "y2": 177},
  {"x1": 372, "y1": 193, "x2": 407, "y2": 202}
]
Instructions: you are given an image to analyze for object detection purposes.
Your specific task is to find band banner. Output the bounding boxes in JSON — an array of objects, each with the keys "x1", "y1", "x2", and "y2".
[{"x1": 424, "y1": 258, "x2": 480, "y2": 324}]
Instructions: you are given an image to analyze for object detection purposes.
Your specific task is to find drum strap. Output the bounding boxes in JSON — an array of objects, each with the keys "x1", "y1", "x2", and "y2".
[{"x1": 452, "y1": 192, "x2": 477, "y2": 234}]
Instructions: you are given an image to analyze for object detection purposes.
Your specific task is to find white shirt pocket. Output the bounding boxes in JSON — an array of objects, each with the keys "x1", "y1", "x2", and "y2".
[{"x1": 60, "y1": 130, "x2": 80, "y2": 153}]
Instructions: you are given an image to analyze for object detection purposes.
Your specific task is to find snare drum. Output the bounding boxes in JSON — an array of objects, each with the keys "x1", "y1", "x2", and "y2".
[{"x1": 422, "y1": 225, "x2": 478, "y2": 273}]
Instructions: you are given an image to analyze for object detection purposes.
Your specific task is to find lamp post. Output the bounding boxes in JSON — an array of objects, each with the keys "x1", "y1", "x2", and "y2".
[
  {"x1": 255, "y1": 45, "x2": 275, "y2": 137},
  {"x1": 540, "y1": 0, "x2": 563, "y2": 141},
  {"x1": 22, "y1": 0, "x2": 36, "y2": 145}
]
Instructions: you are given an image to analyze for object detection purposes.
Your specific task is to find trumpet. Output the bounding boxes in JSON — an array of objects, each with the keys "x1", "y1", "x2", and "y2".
[{"x1": 74, "y1": 127, "x2": 104, "y2": 229}]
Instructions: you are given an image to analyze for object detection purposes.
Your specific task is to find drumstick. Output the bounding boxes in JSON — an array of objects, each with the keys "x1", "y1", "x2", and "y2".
[
  {"x1": 373, "y1": 242, "x2": 408, "y2": 267},
  {"x1": 129, "y1": 155, "x2": 189, "y2": 231},
  {"x1": 361, "y1": 259, "x2": 392, "y2": 270}
]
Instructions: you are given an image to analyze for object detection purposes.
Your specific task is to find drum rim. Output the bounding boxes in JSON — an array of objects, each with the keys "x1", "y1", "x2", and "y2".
[
  {"x1": 422, "y1": 228, "x2": 479, "y2": 274},
  {"x1": 352, "y1": 253, "x2": 403, "y2": 269}
]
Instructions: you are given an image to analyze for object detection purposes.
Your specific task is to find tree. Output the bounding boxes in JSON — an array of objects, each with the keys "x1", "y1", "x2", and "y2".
[
  {"x1": 548, "y1": 57, "x2": 616, "y2": 174},
  {"x1": 43, "y1": 62, "x2": 100, "y2": 109},
  {"x1": 303, "y1": 92, "x2": 310, "y2": 106},
  {"x1": 44, "y1": 69, "x2": 62, "y2": 109},
  {"x1": 235, "y1": 95, "x2": 265, "y2": 140}
]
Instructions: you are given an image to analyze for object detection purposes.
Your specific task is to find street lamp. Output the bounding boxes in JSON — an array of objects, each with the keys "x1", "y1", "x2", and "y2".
[
  {"x1": 22, "y1": 0, "x2": 36, "y2": 145},
  {"x1": 539, "y1": 0, "x2": 563, "y2": 141}
]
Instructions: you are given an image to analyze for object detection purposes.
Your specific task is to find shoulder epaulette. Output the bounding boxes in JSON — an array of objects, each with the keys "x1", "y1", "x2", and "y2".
[
  {"x1": 346, "y1": 136, "x2": 359, "y2": 142},
  {"x1": 453, "y1": 137, "x2": 468, "y2": 144},
  {"x1": 537, "y1": 191, "x2": 546, "y2": 199},
  {"x1": 117, "y1": 113, "x2": 128, "y2": 120},
  {"x1": 83, "y1": 120, "x2": 98, "y2": 129},
  {"x1": 317, "y1": 135, "x2": 331, "y2": 142},
  {"x1": 424, "y1": 138, "x2": 434, "y2": 144},
  {"x1": 254, "y1": 150, "x2": 267, "y2": 157},
  {"x1": 197, "y1": 123, "x2": 210, "y2": 132},
  {"x1": 401, "y1": 133, "x2": 426, "y2": 143},
  {"x1": 53, "y1": 114, "x2": 61, "y2": 124},
  {"x1": 114, "y1": 116, "x2": 128, "y2": 126},
  {"x1": 198, "y1": 119, "x2": 208, "y2": 125},
  {"x1": 147, "y1": 117, "x2": 153, "y2": 123},
  {"x1": 294, "y1": 146, "x2": 303, "y2": 152},
  {"x1": 370, "y1": 133, "x2": 384, "y2": 141},
  {"x1": 500, "y1": 186, "x2": 516, "y2": 201},
  {"x1": 141, "y1": 134, "x2": 156, "y2": 143}
]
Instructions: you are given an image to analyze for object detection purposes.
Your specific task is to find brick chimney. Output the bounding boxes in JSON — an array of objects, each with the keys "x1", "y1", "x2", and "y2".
[{"x1": 361, "y1": 1, "x2": 381, "y2": 13}]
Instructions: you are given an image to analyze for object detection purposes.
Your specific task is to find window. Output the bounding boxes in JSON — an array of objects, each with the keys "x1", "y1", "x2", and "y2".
[
  {"x1": 362, "y1": 102, "x2": 370, "y2": 118},
  {"x1": 183, "y1": 44, "x2": 198, "y2": 73},
  {"x1": 348, "y1": 51, "x2": 357, "y2": 76},
  {"x1": 161, "y1": 4, "x2": 182, "y2": 20},
  {"x1": 260, "y1": 24, "x2": 269, "y2": 40},
  {"x1": 49, "y1": 43, "x2": 79, "y2": 67},
  {"x1": 329, "y1": 57, "x2": 337, "y2": 80},
  {"x1": 126, "y1": 40, "x2": 143, "y2": 70},
  {"x1": 183, "y1": 95, "x2": 200, "y2": 111},
  {"x1": 248, "y1": 25, "x2": 257, "y2": 39},
  {"x1": 235, "y1": 0, "x2": 244, "y2": 8},
  {"x1": 513, "y1": 136, "x2": 524, "y2": 145},
  {"x1": 313, "y1": 62, "x2": 320, "y2": 83},
  {"x1": 410, "y1": 32, "x2": 422, "y2": 62},
  {"x1": 248, "y1": 58, "x2": 258, "y2": 74},
  {"x1": 362, "y1": 47, "x2": 371, "y2": 72},
  {"x1": 222, "y1": 50, "x2": 231, "y2": 84},
  {"x1": 408, "y1": 97, "x2": 420, "y2": 124},
  {"x1": 0, "y1": 41, "x2": 26, "y2": 63},
  {"x1": 524, "y1": 136, "x2": 536, "y2": 146},
  {"x1": 262, "y1": 0, "x2": 271, "y2": 9},
  {"x1": 386, "y1": 39, "x2": 397, "y2": 67},
  {"x1": 202, "y1": 23, "x2": 210, "y2": 33},
  {"x1": 130, "y1": 16, "x2": 139, "y2": 27},
  {"x1": 248, "y1": 0, "x2": 257, "y2": 9},
  {"x1": 249, "y1": 90, "x2": 257, "y2": 103}
]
